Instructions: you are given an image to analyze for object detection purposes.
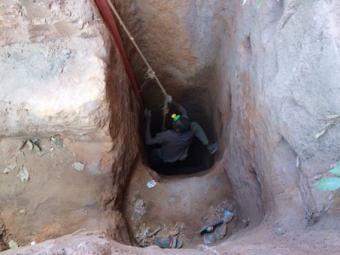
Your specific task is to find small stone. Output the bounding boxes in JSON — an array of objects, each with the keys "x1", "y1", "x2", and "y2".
[
  {"x1": 3, "y1": 168, "x2": 11, "y2": 174},
  {"x1": 26, "y1": 140, "x2": 34, "y2": 151},
  {"x1": 133, "y1": 199, "x2": 146, "y2": 220},
  {"x1": 50, "y1": 135, "x2": 63, "y2": 148},
  {"x1": 313, "y1": 174, "x2": 323, "y2": 180},
  {"x1": 8, "y1": 240, "x2": 18, "y2": 249},
  {"x1": 72, "y1": 162, "x2": 85, "y2": 171},
  {"x1": 203, "y1": 232, "x2": 216, "y2": 245},
  {"x1": 19, "y1": 209, "x2": 26, "y2": 215},
  {"x1": 274, "y1": 226, "x2": 286, "y2": 236},
  {"x1": 146, "y1": 179, "x2": 157, "y2": 189},
  {"x1": 241, "y1": 218, "x2": 250, "y2": 227},
  {"x1": 30, "y1": 241, "x2": 36, "y2": 246},
  {"x1": 18, "y1": 166, "x2": 29, "y2": 182}
]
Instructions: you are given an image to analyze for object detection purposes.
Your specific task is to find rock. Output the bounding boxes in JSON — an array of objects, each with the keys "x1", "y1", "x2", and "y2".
[
  {"x1": 19, "y1": 139, "x2": 41, "y2": 152},
  {"x1": 3, "y1": 168, "x2": 10, "y2": 174},
  {"x1": 146, "y1": 179, "x2": 157, "y2": 189},
  {"x1": 133, "y1": 199, "x2": 146, "y2": 221},
  {"x1": 0, "y1": 0, "x2": 112, "y2": 138},
  {"x1": 203, "y1": 232, "x2": 215, "y2": 246},
  {"x1": 274, "y1": 226, "x2": 287, "y2": 236},
  {"x1": 19, "y1": 209, "x2": 26, "y2": 215},
  {"x1": 72, "y1": 162, "x2": 85, "y2": 172},
  {"x1": 26, "y1": 140, "x2": 34, "y2": 151},
  {"x1": 50, "y1": 135, "x2": 63, "y2": 148},
  {"x1": 8, "y1": 240, "x2": 18, "y2": 249},
  {"x1": 18, "y1": 167, "x2": 29, "y2": 182}
]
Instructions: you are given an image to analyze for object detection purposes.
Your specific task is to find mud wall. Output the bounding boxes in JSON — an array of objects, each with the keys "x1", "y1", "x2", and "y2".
[
  {"x1": 220, "y1": 0, "x2": 340, "y2": 230},
  {"x1": 0, "y1": 0, "x2": 139, "y2": 247}
]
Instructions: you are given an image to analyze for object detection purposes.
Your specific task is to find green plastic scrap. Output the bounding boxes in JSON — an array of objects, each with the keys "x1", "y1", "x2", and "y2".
[
  {"x1": 256, "y1": 0, "x2": 263, "y2": 8},
  {"x1": 329, "y1": 163, "x2": 340, "y2": 177},
  {"x1": 315, "y1": 177, "x2": 340, "y2": 191}
]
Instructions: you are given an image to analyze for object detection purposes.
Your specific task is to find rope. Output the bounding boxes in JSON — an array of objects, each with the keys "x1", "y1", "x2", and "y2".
[
  {"x1": 107, "y1": 1, "x2": 171, "y2": 130},
  {"x1": 107, "y1": 1, "x2": 169, "y2": 97}
]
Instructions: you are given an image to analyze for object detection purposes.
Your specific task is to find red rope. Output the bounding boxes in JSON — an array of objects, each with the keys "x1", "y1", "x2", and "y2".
[{"x1": 94, "y1": 0, "x2": 141, "y2": 103}]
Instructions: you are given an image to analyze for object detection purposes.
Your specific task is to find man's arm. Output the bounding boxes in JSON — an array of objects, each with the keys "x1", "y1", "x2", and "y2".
[{"x1": 191, "y1": 122, "x2": 218, "y2": 155}]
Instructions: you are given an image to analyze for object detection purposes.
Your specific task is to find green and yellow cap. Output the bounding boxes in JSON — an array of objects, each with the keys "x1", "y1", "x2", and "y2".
[{"x1": 171, "y1": 113, "x2": 181, "y2": 122}]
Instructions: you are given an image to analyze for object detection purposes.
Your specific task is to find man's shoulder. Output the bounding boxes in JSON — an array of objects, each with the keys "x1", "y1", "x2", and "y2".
[{"x1": 156, "y1": 129, "x2": 176, "y2": 137}]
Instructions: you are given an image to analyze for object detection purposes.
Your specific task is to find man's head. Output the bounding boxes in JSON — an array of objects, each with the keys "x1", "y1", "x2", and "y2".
[{"x1": 171, "y1": 114, "x2": 190, "y2": 133}]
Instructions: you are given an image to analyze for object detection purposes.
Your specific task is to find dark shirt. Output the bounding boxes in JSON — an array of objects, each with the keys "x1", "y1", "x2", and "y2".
[{"x1": 153, "y1": 129, "x2": 194, "y2": 163}]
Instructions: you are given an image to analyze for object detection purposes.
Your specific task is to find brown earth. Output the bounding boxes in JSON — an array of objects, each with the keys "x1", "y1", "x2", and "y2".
[
  {"x1": 0, "y1": 137, "x2": 113, "y2": 247},
  {"x1": 1, "y1": 0, "x2": 340, "y2": 254},
  {"x1": 124, "y1": 160, "x2": 239, "y2": 248}
]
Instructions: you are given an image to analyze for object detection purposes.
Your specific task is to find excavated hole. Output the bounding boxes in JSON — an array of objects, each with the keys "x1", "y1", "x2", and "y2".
[
  {"x1": 118, "y1": 6, "x2": 265, "y2": 244},
  {"x1": 144, "y1": 87, "x2": 216, "y2": 175},
  {"x1": 122, "y1": 78, "x2": 255, "y2": 248}
]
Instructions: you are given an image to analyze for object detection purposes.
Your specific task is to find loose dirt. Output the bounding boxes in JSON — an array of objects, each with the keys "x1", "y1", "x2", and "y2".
[
  {"x1": 124, "y1": 161, "x2": 241, "y2": 248},
  {"x1": 0, "y1": 137, "x2": 113, "y2": 249}
]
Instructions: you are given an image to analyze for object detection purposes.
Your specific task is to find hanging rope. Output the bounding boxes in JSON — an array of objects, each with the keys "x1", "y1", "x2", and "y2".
[
  {"x1": 106, "y1": 1, "x2": 169, "y2": 98},
  {"x1": 106, "y1": 1, "x2": 172, "y2": 130}
]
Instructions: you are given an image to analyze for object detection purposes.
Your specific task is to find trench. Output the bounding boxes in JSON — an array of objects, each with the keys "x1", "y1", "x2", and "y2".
[
  {"x1": 114, "y1": 0, "x2": 265, "y2": 247},
  {"x1": 116, "y1": 5, "x2": 263, "y2": 248},
  {"x1": 121, "y1": 76, "x2": 262, "y2": 247},
  {"x1": 123, "y1": 80, "x2": 240, "y2": 247}
]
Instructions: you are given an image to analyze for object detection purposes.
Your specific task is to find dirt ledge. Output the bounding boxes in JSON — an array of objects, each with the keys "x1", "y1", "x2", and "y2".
[{"x1": 3, "y1": 224, "x2": 340, "y2": 255}]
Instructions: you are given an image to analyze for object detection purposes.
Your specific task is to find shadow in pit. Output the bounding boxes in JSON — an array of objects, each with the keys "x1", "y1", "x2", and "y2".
[
  {"x1": 145, "y1": 102, "x2": 216, "y2": 176},
  {"x1": 147, "y1": 139, "x2": 214, "y2": 176}
]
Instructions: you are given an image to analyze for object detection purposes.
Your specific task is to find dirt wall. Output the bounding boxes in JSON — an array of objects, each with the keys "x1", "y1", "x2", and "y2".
[
  {"x1": 0, "y1": 0, "x2": 139, "y2": 248},
  {"x1": 2, "y1": 0, "x2": 340, "y2": 254},
  {"x1": 221, "y1": 0, "x2": 340, "y2": 231}
]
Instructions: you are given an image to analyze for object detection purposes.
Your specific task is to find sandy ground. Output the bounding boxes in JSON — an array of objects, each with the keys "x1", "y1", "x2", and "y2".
[
  {"x1": 0, "y1": 137, "x2": 113, "y2": 249},
  {"x1": 3, "y1": 225, "x2": 340, "y2": 255}
]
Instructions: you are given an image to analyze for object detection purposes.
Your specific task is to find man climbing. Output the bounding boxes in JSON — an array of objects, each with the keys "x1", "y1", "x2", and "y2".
[{"x1": 145, "y1": 96, "x2": 218, "y2": 170}]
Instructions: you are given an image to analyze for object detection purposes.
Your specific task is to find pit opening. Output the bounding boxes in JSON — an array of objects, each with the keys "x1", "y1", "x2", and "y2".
[
  {"x1": 144, "y1": 89, "x2": 216, "y2": 175},
  {"x1": 124, "y1": 78, "x2": 244, "y2": 248},
  {"x1": 119, "y1": 3, "x2": 249, "y2": 244}
]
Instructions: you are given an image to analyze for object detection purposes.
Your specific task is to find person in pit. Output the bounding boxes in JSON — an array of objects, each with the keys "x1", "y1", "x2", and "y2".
[{"x1": 144, "y1": 96, "x2": 218, "y2": 171}]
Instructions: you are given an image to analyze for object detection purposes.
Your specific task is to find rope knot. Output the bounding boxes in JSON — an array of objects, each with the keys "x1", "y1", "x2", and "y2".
[{"x1": 146, "y1": 68, "x2": 156, "y2": 79}]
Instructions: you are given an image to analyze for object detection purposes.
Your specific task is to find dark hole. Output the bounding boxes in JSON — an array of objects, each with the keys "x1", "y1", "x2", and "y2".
[{"x1": 144, "y1": 102, "x2": 216, "y2": 176}]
